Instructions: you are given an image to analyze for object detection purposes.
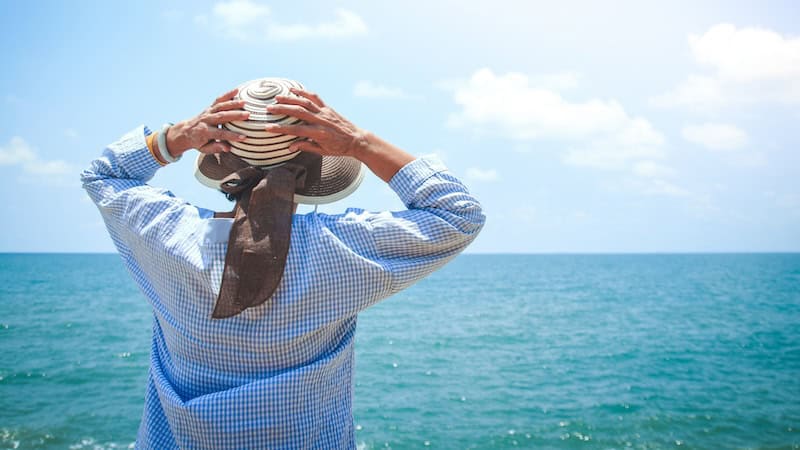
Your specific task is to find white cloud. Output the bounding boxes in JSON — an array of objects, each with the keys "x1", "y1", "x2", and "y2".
[
  {"x1": 213, "y1": 0, "x2": 269, "y2": 28},
  {"x1": 64, "y1": 128, "x2": 79, "y2": 139},
  {"x1": 202, "y1": 0, "x2": 270, "y2": 40},
  {"x1": 424, "y1": 149, "x2": 448, "y2": 162},
  {"x1": 447, "y1": 68, "x2": 665, "y2": 170},
  {"x1": 653, "y1": 24, "x2": 800, "y2": 108},
  {"x1": 26, "y1": 160, "x2": 74, "y2": 176},
  {"x1": 197, "y1": 2, "x2": 365, "y2": 42},
  {"x1": 268, "y1": 9, "x2": 367, "y2": 41},
  {"x1": 651, "y1": 75, "x2": 725, "y2": 108},
  {"x1": 626, "y1": 159, "x2": 688, "y2": 197},
  {"x1": 0, "y1": 136, "x2": 75, "y2": 177},
  {"x1": 681, "y1": 123, "x2": 748, "y2": 151},
  {"x1": 354, "y1": 81, "x2": 409, "y2": 99},
  {"x1": 690, "y1": 24, "x2": 800, "y2": 82},
  {"x1": 465, "y1": 167, "x2": 499, "y2": 182},
  {"x1": 0, "y1": 137, "x2": 36, "y2": 165}
]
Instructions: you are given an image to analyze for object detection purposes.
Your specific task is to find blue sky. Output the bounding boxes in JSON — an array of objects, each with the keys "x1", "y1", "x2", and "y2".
[{"x1": 1, "y1": 0, "x2": 798, "y2": 253}]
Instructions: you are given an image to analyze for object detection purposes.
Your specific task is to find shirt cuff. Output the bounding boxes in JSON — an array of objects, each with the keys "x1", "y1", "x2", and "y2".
[
  {"x1": 388, "y1": 156, "x2": 448, "y2": 207},
  {"x1": 106, "y1": 125, "x2": 164, "y2": 182}
]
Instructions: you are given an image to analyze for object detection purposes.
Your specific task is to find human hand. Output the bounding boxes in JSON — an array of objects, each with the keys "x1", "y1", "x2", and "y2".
[
  {"x1": 164, "y1": 88, "x2": 251, "y2": 158},
  {"x1": 263, "y1": 88, "x2": 370, "y2": 158}
]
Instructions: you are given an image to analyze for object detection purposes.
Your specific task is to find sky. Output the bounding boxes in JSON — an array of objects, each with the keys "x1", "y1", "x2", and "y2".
[{"x1": 0, "y1": 0, "x2": 798, "y2": 253}]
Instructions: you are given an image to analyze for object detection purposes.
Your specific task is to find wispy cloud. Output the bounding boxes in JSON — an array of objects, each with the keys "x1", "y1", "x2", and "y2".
[
  {"x1": 194, "y1": 1, "x2": 366, "y2": 42},
  {"x1": 445, "y1": 68, "x2": 665, "y2": 171},
  {"x1": 268, "y1": 9, "x2": 367, "y2": 41},
  {"x1": 652, "y1": 24, "x2": 800, "y2": 109},
  {"x1": 354, "y1": 81, "x2": 411, "y2": 100},
  {"x1": 628, "y1": 161, "x2": 688, "y2": 197},
  {"x1": 213, "y1": 0, "x2": 269, "y2": 28},
  {"x1": 465, "y1": 167, "x2": 499, "y2": 182},
  {"x1": 0, "y1": 136, "x2": 76, "y2": 181},
  {"x1": 681, "y1": 123, "x2": 748, "y2": 151}
]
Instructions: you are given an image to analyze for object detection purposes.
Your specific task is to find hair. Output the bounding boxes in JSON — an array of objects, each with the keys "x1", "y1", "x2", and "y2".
[{"x1": 220, "y1": 190, "x2": 242, "y2": 203}]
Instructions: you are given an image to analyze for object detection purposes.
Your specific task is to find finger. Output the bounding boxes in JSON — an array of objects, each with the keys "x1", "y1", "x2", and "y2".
[
  {"x1": 205, "y1": 110, "x2": 251, "y2": 125},
  {"x1": 289, "y1": 88, "x2": 325, "y2": 108},
  {"x1": 266, "y1": 104, "x2": 322, "y2": 124},
  {"x1": 209, "y1": 99, "x2": 247, "y2": 113},
  {"x1": 274, "y1": 95, "x2": 320, "y2": 113},
  {"x1": 207, "y1": 127, "x2": 247, "y2": 142},
  {"x1": 198, "y1": 141, "x2": 232, "y2": 154},
  {"x1": 289, "y1": 139, "x2": 325, "y2": 154},
  {"x1": 213, "y1": 88, "x2": 239, "y2": 106},
  {"x1": 264, "y1": 123, "x2": 325, "y2": 140}
]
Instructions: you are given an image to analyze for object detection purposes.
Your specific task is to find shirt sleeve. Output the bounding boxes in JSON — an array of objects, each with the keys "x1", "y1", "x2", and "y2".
[
  {"x1": 375, "y1": 156, "x2": 486, "y2": 293},
  {"x1": 307, "y1": 156, "x2": 486, "y2": 316},
  {"x1": 80, "y1": 126, "x2": 210, "y2": 267}
]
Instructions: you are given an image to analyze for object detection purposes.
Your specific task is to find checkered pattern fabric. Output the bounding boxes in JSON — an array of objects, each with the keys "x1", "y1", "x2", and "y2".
[{"x1": 81, "y1": 126, "x2": 485, "y2": 449}]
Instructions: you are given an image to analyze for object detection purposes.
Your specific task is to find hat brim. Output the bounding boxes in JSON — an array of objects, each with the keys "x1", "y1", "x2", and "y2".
[{"x1": 194, "y1": 152, "x2": 365, "y2": 205}]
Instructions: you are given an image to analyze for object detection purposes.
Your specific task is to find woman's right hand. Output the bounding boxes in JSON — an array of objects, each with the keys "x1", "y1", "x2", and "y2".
[{"x1": 163, "y1": 88, "x2": 251, "y2": 158}]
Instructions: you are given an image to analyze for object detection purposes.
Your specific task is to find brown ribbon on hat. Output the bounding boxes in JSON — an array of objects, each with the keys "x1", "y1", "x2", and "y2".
[{"x1": 210, "y1": 156, "x2": 308, "y2": 319}]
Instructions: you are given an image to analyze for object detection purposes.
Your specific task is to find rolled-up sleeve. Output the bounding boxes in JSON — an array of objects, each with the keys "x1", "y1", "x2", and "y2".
[
  {"x1": 373, "y1": 156, "x2": 485, "y2": 293},
  {"x1": 307, "y1": 156, "x2": 485, "y2": 315},
  {"x1": 80, "y1": 126, "x2": 209, "y2": 273}
]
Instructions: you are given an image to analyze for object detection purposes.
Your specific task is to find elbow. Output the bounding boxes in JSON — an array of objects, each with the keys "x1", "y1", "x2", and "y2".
[
  {"x1": 436, "y1": 201, "x2": 486, "y2": 255},
  {"x1": 80, "y1": 167, "x2": 97, "y2": 187},
  {"x1": 449, "y1": 196, "x2": 486, "y2": 238},
  {"x1": 80, "y1": 158, "x2": 104, "y2": 186}
]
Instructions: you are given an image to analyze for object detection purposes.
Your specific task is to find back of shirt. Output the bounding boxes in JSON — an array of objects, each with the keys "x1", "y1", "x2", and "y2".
[{"x1": 81, "y1": 126, "x2": 485, "y2": 449}]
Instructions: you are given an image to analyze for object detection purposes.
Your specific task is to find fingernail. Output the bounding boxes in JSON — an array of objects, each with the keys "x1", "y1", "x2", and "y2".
[{"x1": 239, "y1": 134, "x2": 247, "y2": 140}]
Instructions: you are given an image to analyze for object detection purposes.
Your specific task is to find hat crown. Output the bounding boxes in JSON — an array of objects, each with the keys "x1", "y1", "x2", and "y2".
[
  {"x1": 248, "y1": 81, "x2": 281, "y2": 100},
  {"x1": 221, "y1": 78, "x2": 305, "y2": 167}
]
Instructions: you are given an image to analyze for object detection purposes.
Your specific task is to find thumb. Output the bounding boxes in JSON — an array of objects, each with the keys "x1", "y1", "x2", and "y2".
[{"x1": 198, "y1": 141, "x2": 231, "y2": 154}]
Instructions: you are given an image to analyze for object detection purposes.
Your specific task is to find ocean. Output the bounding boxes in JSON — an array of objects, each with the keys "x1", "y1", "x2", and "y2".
[{"x1": 1, "y1": 253, "x2": 798, "y2": 449}]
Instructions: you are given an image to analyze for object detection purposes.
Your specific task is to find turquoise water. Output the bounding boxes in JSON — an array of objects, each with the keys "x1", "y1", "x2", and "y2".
[{"x1": 1, "y1": 254, "x2": 798, "y2": 449}]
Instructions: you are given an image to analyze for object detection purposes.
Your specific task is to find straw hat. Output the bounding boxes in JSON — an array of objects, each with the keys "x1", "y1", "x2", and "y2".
[{"x1": 194, "y1": 77, "x2": 365, "y2": 205}]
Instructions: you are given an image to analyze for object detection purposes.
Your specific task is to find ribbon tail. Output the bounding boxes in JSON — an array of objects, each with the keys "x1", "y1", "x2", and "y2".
[{"x1": 210, "y1": 168, "x2": 298, "y2": 319}]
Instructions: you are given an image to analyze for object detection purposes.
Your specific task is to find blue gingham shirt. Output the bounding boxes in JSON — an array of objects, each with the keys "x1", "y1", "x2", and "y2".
[{"x1": 81, "y1": 126, "x2": 485, "y2": 449}]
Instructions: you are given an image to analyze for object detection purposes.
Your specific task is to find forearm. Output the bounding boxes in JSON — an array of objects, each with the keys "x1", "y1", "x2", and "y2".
[
  {"x1": 150, "y1": 129, "x2": 184, "y2": 162},
  {"x1": 351, "y1": 130, "x2": 415, "y2": 183}
]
